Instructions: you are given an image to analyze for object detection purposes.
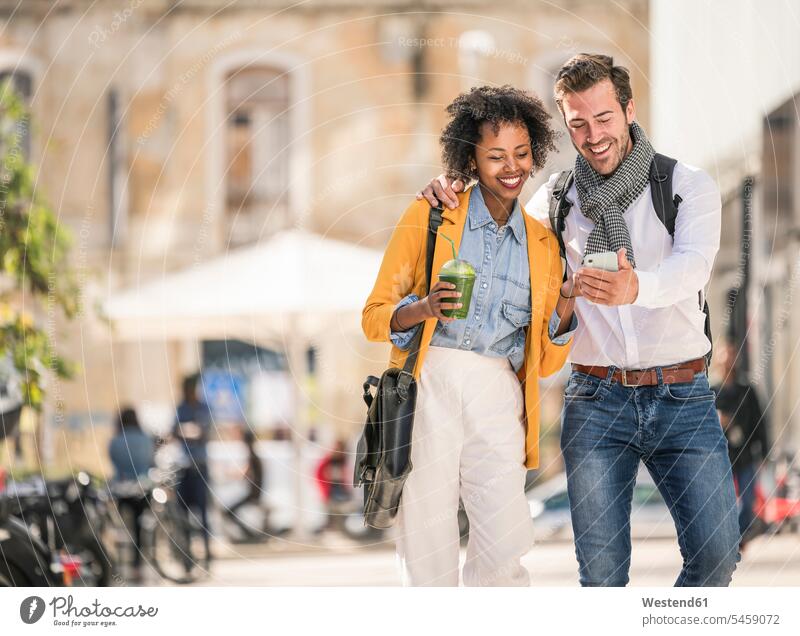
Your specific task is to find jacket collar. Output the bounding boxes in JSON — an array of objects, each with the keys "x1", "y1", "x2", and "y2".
[{"x1": 441, "y1": 185, "x2": 549, "y2": 243}]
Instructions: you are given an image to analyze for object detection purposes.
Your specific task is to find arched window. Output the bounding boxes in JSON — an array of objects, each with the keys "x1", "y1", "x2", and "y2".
[{"x1": 224, "y1": 66, "x2": 290, "y2": 242}]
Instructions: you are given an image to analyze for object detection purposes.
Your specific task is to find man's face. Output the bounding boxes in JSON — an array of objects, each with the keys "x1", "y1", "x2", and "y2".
[{"x1": 561, "y1": 78, "x2": 636, "y2": 176}]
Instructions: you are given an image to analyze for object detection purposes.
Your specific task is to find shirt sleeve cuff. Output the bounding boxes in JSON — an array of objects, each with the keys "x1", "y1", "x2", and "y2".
[
  {"x1": 548, "y1": 309, "x2": 577, "y2": 346},
  {"x1": 633, "y1": 270, "x2": 658, "y2": 308},
  {"x1": 389, "y1": 294, "x2": 422, "y2": 350}
]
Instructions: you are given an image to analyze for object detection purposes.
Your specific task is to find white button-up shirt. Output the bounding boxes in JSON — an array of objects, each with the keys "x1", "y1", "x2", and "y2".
[{"x1": 527, "y1": 161, "x2": 721, "y2": 369}]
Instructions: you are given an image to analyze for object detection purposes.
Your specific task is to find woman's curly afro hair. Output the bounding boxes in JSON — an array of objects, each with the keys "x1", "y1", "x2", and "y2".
[{"x1": 439, "y1": 84, "x2": 558, "y2": 180}]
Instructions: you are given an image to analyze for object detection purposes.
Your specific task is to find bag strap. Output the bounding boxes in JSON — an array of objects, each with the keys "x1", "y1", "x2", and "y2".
[
  {"x1": 548, "y1": 170, "x2": 574, "y2": 282},
  {"x1": 400, "y1": 206, "x2": 444, "y2": 380},
  {"x1": 362, "y1": 375, "x2": 380, "y2": 408},
  {"x1": 650, "y1": 152, "x2": 712, "y2": 366}
]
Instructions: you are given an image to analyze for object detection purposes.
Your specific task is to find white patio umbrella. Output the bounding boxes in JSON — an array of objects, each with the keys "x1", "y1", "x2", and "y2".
[
  {"x1": 103, "y1": 228, "x2": 384, "y2": 536},
  {"x1": 104, "y1": 228, "x2": 383, "y2": 343}
]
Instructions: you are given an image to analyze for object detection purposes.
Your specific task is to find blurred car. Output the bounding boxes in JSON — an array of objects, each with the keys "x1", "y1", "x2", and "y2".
[{"x1": 526, "y1": 468, "x2": 677, "y2": 541}]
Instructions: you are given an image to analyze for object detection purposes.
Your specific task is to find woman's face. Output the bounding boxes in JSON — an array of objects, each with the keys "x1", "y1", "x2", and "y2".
[{"x1": 473, "y1": 121, "x2": 534, "y2": 208}]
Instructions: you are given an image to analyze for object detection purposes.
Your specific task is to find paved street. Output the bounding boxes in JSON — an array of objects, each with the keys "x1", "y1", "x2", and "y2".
[{"x1": 176, "y1": 533, "x2": 800, "y2": 587}]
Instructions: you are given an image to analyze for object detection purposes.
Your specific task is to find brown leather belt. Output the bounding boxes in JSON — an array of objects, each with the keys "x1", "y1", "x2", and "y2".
[{"x1": 572, "y1": 357, "x2": 707, "y2": 387}]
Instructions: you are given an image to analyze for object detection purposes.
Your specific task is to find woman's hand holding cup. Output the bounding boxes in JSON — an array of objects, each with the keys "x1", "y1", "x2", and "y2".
[{"x1": 424, "y1": 280, "x2": 462, "y2": 323}]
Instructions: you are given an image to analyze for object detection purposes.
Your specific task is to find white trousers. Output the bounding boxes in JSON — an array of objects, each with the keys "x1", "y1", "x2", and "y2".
[{"x1": 395, "y1": 345, "x2": 535, "y2": 586}]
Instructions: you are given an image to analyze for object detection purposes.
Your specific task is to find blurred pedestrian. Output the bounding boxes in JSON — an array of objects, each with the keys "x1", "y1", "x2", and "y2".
[
  {"x1": 108, "y1": 406, "x2": 154, "y2": 580},
  {"x1": 172, "y1": 373, "x2": 213, "y2": 567},
  {"x1": 223, "y1": 427, "x2": 266, "y2": 542},
  {"x1": 315, "y1": 439, "x2": 351, "y2": 533},
  {"x1": 714, "y1": 342, "x2": 770, "y2": 548}
]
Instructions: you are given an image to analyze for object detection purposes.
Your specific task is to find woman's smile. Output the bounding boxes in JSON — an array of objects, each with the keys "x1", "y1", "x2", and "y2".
[{"x1": 497, "y1": 173, "x2": 524, "y2": 190}]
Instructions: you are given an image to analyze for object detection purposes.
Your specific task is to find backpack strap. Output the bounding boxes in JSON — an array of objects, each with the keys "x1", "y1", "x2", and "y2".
[
  {"x1": 650, "y1": 153, "x2": 681, "y2": 236},
  {"x1": 548, "y1": 170, "x2": 574, "y2": 281},
  {"x1": 650, "y1": 153, "x2": 712, "y2": 367}
]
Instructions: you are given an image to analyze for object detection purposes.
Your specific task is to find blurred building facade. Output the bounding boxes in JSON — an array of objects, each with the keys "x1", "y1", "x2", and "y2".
[
  {"x1": 652, "y1": 0, "x2": 800, "y2": 456},
  {"x1": 0, "y1": 0, "x2": 650, "y2": 473}
]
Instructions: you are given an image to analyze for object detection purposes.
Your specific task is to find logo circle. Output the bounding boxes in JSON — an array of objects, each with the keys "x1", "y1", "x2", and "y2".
[{"x1": 20, "y1": 596, "x2": 46, "y2": 624}]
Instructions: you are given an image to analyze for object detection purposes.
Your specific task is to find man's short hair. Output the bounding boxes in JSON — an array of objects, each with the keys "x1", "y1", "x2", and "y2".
[{"x1": 553, "y1": 53, "x2": 633, "y2": 114}]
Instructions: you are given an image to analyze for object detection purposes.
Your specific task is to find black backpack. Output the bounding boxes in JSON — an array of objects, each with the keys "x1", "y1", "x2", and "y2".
[{"x1": 548, "y1": 153, "x2": 713, "y2": 366}]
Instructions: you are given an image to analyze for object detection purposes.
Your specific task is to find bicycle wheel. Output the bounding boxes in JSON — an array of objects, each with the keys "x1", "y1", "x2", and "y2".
[{"x1": 146, "y1": 503, "x2": 207, "y2": 584}]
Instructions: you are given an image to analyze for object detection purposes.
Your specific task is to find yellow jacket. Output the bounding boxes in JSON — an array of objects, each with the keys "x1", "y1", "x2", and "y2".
[{"x1": 361, "y1": 188, "x2": 571, "y2": 469}]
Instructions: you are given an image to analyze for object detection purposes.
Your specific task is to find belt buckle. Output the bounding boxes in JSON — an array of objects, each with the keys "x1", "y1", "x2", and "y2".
[{"x1": 620, "y1": 369, "x2": 637, "y2": 387}]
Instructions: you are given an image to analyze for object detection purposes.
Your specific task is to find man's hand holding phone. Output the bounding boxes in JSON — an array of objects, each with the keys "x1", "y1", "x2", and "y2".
[{"x1": 577, "y1": 248, "x2": 639, "y2": 305}]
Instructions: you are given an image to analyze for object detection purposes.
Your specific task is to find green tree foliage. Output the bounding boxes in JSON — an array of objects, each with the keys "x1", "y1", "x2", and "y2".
[{"x1": 0, "y1": 80, "x2": 78, "y2": 411}]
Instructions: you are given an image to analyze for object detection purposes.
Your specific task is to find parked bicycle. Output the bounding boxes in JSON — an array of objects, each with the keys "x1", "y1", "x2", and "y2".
[
  {"x1": 110, "y1": 461, "x2": 211, "y2": 585},
  {"x1": 4, "y1": 471, "x2": 119, "y2": 586},
  {"x1": 0, "y1": 469, "x2": 65, "y2": 587}
]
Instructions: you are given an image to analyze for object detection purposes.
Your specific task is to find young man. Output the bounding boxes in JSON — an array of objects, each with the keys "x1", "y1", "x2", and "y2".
[{"x1": 417, "y1": 54, "x2": 740, "y2": 586}]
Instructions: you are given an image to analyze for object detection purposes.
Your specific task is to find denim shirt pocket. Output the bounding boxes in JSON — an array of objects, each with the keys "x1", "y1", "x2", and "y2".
[
  {"x1": 501, "y1": 300, "x2": 532, "y2": 328},
  {"x1": 495, "y1": 272, "x2": 531, "y2": 309},
  {"x1": 488, "y1": 301, "x2": 531, "y2": 356}
]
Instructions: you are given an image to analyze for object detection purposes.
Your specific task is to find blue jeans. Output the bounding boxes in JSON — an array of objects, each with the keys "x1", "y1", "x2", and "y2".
[{"x1": 560, "y1": 368, "x2": 741, "y2": 587}]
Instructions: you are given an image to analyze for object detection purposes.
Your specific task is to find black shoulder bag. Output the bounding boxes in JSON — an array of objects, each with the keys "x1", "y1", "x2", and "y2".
[{"x1": 353, "y1": 206, "x2": 443, "y2": 529}]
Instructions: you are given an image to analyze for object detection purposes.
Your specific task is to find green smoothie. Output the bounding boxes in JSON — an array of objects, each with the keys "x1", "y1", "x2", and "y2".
[{"x1": 438, "y1": 258, "x2": 476, "y2": 320}]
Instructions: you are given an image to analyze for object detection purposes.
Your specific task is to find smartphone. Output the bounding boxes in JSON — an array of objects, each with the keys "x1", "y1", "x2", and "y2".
[{"x1": 582, "y1": 251, "x2": 619, "y2": 272}]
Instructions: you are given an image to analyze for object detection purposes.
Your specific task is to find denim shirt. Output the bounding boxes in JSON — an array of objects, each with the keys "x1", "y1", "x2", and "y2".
[{"x1": 390, "y1": 186, "x2": 576, "y2": 372}]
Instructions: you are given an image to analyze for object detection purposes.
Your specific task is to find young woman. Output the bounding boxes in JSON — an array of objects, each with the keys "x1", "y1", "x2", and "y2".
[{"x1": 362, "y1": 85, "x2": 577, "y2": 586}]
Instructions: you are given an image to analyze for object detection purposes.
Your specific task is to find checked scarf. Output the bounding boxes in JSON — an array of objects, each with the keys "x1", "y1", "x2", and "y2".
[{"x1": 573, "y1": 121, "x2": 654, "y2": 268}]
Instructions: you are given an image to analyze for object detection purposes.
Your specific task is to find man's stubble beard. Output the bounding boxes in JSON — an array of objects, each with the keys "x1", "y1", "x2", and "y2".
[{"x1": 572, "y1": 122, "x2": 632, "y2": 177}]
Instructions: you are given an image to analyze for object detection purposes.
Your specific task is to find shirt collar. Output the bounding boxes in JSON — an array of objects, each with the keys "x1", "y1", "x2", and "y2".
[{"x1": 468, "y1": 185, "x2": 524, "y2": 243}]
